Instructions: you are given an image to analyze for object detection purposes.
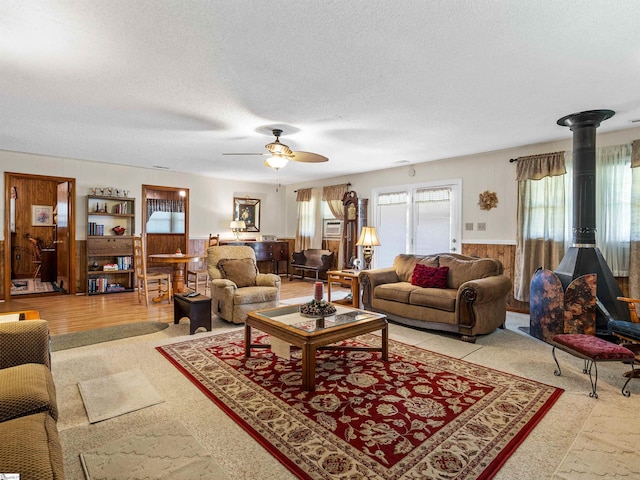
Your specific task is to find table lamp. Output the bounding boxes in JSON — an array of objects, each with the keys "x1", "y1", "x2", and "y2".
[
  {"x1": 230, "y1": 220, "x2": 246, "y2": 240},
  {"x1": 356, "y1": 226, "x2": 380, "y2": 270}
]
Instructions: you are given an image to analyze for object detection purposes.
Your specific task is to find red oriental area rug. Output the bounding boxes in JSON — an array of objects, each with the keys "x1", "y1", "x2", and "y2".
[{"x1": 157, "y1": 331, "x2": 562, "y2": 480}]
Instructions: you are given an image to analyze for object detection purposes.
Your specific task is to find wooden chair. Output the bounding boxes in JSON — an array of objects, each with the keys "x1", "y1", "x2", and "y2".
[
  {"x1": 25, "y1": 234, "x2": 42, "y2": 280},
  {"x1": 186, "y1": 234, "x2": 219, "y2": 295},
  {"x1": 609, "y1": 297, "x2": 640, "y2": 344},
  {"x1": 133, "y1": 236, "x2": 172, "y2": 305}
]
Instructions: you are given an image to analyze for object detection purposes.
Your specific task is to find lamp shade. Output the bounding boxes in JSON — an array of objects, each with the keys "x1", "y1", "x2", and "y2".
[
  {"x1": 264, "y1": 155, "x2": 289, "y2": 170},
  {"x1": 230, "y1": 220, "x2": 246, "y2": 230},
  {"x1": 356, "y1": 226, "x2": 381, "y2": 247}
]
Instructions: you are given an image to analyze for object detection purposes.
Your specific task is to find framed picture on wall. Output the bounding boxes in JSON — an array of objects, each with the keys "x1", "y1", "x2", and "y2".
[
  {"x1": 32, "y1": 205, "x2": 54, "y2": 226},
  {"x1": 233, "y1": 197, "x2": 260, "y2": 232}
]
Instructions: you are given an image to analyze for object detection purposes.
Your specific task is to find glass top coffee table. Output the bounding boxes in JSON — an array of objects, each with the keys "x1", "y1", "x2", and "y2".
[{"x1": 245, "y1": 304, "x2": 388, "y2": 391}]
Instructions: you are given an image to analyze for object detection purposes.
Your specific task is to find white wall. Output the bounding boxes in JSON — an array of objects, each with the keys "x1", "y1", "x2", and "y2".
[
  {"x1": 284, "y1": 125, "x2": 640, "y2": 245},
  {"x1": 2, "y1": 124, "x2": 639, "y2": 244},
  {"x1": 0, "y1": 150, "x2": 288, "y2": 241}
]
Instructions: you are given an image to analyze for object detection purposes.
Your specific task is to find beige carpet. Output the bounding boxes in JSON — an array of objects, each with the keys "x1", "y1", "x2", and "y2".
[
  {"x1": 52, "y1": 313, "x2": 640, "y2": 479},
  {"x1": 78, "y1": 369, "x2": 164, "y2": 423},
  {"x1": 80, "y1": 421, "x2": 228, "y2": 480}
]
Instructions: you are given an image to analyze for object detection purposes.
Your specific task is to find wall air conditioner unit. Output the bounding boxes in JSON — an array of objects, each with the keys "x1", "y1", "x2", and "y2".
[{"x1": 323, "y1": 219, "x2": 343, "y2": 239}]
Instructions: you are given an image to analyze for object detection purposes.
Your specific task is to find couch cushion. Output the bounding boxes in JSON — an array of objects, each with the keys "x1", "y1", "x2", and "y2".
[
  {"x1": 411, "y1": 265, "x2": 449, "y2": 288},
  {"x1": 438, "y1": 255, "x2": 501, "y2": 289},
  {"x1": 374, "y1": 282, "x2": 419, "y2": 303},
  {"x1": 409, "y1": 288, "x2": 457, "y2": 312},
  {"x1": 393, "y1": 254, "x2": 439, "y2": 283},
  {"x1": 0, "y1": 363, "x2": 58, "y2": 423},
  {"x1": 218, "y1": 258, "x2": 258, "y2": 287},
  {"x1": 0, "y1": 412, "x2": 64, "y2": 480}
]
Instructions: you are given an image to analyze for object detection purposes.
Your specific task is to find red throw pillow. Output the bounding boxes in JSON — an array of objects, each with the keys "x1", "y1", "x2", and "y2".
[{"x1": 411, "y1": 264, "x2": 449, "y2": 288}]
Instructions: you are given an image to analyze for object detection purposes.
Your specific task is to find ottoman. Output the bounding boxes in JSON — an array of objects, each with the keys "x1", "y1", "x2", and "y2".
[
  {"x1": 174, "y1": 294, "x2": 212, "y2": 334},
  {"x1": 551, "y1": 333, "x2": 635, "y2": 398}
]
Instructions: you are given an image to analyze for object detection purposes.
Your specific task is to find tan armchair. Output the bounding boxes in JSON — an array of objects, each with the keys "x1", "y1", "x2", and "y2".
[{"x1": 207, "y1": 245, "x2": 281, "y2": 324}]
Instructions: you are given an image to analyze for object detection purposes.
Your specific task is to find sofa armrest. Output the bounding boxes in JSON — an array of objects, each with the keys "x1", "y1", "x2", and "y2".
[
  {"x1": 359, "y1": 268, "x2": 400, "y2": 308},
  {"x1": 0, "y1": 320, "x2": 51, "y2": 370},
  {"x1": 256, "y1": 273, "x2": 281, "y2": 288},
  {"x1": 457, "y1": 275, "x2": 512, "y2": 329},
  {"x1": 459, "y1": 275, "x2": 512, "y2": 304}
]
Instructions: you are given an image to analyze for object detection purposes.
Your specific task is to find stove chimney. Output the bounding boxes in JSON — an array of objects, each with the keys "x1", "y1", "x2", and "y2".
[{"x1": 555, "y1": 109, "x2": 630, "y2": 332}]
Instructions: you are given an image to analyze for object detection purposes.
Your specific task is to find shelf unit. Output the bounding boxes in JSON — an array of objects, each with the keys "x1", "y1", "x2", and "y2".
[{"x1": 86, "y1": 195, "x2": 136, "y2": 295}]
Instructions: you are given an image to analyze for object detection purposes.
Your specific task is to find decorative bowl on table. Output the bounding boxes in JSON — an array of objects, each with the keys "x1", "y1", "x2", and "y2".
[{"x1": 299, "y1": 299, "x2": 337, "y2": 318}]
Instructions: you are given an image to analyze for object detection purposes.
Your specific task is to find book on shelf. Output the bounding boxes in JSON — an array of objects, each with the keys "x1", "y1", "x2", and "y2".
[{"x1": 103, "y1": 263, "x2": 119, "y2": 271}]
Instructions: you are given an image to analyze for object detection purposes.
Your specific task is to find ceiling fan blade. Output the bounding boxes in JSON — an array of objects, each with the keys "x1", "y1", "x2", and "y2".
[
  {"x1": 222, "y1": 153, "x2": 269, "y2": 156},
  {"x1": 291, "y1": 151, "x2": 329, "y2": 163}
]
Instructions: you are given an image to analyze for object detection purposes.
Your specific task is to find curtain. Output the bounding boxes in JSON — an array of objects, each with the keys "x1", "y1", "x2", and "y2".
[
  {"x1": 630, "y1": 140, "x2": 640, "y2": 298},
  {"x1": 295, "y1": 188, "x2": 323, "y2": 251},
  {"x1": 322, "y1": 184, "x2": 349, "y2": 268},
  {"x1": 514, "y1": 152, "x2": 566, "y2": 302},
  {"x1": 594, "y1": 144, "x2": 632, "y2": 276},
  {"x1": 146, "y1": 199, "x2": 185, "y2": 222}
]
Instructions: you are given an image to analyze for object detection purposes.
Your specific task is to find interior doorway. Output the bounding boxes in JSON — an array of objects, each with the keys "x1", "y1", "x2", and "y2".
[
  {"x1": 4, "y1": 172, "x2": 76, "y2": 299},
  {"x1": 141, "y1": 185, "x2": 190, "y2": 266}
]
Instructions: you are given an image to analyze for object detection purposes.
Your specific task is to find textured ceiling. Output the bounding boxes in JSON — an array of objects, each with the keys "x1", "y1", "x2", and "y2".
[{"x1": 2, "y1": 1, "x2": 640, "y2": 185}]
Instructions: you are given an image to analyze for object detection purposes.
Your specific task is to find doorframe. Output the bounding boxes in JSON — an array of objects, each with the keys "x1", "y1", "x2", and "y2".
[{"x1": 4, "y1": 172, "x2": 76, "y2": 300}]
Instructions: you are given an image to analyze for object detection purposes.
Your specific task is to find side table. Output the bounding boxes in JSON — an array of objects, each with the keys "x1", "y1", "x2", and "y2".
[
  {"x1": 174, "y1": 294, "x2": 212, "y2": 334},
  {"x1": 327, "y1": 270, "x2": 360, "y2": 308}
]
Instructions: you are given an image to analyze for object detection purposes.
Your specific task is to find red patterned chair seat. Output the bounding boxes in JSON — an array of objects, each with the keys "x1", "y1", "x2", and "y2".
[{"x1": 551, "y1": 333, "x2": 635, "y2": 398}]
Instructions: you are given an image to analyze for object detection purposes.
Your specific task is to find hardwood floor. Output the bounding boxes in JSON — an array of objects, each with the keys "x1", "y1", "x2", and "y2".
[{"x1": 0, "y1": 279, "x2": 350, "y2": 335}]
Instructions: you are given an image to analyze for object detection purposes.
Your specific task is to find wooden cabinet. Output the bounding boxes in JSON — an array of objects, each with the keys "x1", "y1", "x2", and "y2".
[
  {"x1": 86, "y1": 195, "x2": 136, "y2": 294},
  {"x1": 219, "y1": 241, "x2": 289, "y2": 276}
]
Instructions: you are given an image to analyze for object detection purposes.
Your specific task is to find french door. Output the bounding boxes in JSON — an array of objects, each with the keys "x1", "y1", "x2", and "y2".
[{"x1": 372, "y1": 179, "x2": 461, "y2": 268}]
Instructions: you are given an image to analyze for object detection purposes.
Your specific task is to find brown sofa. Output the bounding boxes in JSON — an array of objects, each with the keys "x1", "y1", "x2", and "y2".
[
  {"x1": 0, "y1": 317, "x2": 64, "y2": 480},
  {"x1": 360, "y1": 253, "x2": 512, "y2": 342}
]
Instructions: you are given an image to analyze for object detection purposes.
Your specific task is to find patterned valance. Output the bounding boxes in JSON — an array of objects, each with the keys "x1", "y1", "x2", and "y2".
[
  {"x1": 516, "y1": 152, "x2": 566, "y2": 181},
  {"x1": 296, "y1": 188, "x2": 312, "y2": 202},
  {"x1": 322, "y1": 184, "x2": 349, "y2": 201}
]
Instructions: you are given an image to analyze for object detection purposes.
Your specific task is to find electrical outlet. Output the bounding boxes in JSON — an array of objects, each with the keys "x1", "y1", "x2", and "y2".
[
  {"x1": 465, "y1": 223, "x2": 474, "y2": 231},
  {"x1": 477, "y1": 222, "x2": 486, "y2": 231}
]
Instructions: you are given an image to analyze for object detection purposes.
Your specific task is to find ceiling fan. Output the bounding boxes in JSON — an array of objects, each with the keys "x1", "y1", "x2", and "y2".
[{"x1": 223, "y1": 129, "x2": 329, "y2": 170}]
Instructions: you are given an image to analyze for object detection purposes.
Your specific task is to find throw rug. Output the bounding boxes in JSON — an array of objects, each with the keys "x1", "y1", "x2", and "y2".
[
  {"x1": 78, "y1": 369, "x2": 164, "y2": 423},
  {"x1": 80, "y1": 420, "x2": 229, "y2": 480},
  {"x1": 51, "y1": 322, "x2": 169, "y2": 351},
  {"x1": 157, "y1": 331, "x2": 562, "y2": 480},
  {"x1": 10, "y1": 278, "x2": 54, "y2": 295}
]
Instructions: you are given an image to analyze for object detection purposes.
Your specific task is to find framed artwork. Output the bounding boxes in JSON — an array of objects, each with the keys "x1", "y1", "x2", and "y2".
[
  {"x1": 32, "y1": 205, "x2": 54, "y2": 226},
  {"x1": 233, "y1": 197, "x2": 260, "y2": 232}
]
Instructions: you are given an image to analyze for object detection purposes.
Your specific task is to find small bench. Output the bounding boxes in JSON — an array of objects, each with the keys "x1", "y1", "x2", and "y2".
[
  {"x1": 290, "y1": 249, "x2": 334, "y2": 281},
  {"x1": 174, "y1": 294, "x2": 212, "y2": 334},
  {"x1": 551, "y1": 333, "x2": 635, "y2": 398}
]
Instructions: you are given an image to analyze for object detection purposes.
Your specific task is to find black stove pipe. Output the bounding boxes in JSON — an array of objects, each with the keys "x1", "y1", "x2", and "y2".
[
  {"x1": 555, "y1": 109, "x2": 629, "y2": 331},
  {"x1": 557, "y1": 109, "x2": 614, "y2": 246}
]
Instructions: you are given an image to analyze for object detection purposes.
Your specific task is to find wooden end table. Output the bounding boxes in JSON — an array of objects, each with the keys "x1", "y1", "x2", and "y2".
[
  {"x1": 327, "y1": 270, "x2": 360, "y2": 308},
  {"x1": 245, "y1": 304, "x2": 387, "y2": 391}
]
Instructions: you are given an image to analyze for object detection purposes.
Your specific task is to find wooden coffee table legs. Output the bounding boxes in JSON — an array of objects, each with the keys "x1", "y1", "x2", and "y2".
[{"x1": 244, "y1": 322, "x2": 388, "y2": 391}]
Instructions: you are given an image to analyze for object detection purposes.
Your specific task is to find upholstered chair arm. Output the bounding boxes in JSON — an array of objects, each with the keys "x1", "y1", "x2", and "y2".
[
  {"x1": 359, "y1": 267, "x2": 400, "y2": 309},
  {"x1": 256, "y1": 273, "x2": 281, "y2": 288},
  {"x1": 0, "y1": 320, "x2": 51, "y2": 370},
  {"x1": 211, "y1": 278, "x2": 237, "y2": 290}
]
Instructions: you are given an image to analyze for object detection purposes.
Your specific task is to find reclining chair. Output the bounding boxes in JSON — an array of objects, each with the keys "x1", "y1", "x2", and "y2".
[{"x1": 207, "y1": 245, "x2": 281, "y2": 323}]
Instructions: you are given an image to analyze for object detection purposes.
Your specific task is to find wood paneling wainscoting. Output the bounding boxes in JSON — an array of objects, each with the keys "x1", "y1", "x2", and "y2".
[{"x1": 462, "y1": 243, "x2": 525, "y2": 312}]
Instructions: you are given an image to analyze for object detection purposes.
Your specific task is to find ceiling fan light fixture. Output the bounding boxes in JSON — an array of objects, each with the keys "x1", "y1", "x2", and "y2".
[{"x1": 264, "y1": 155, "x2": 289, "y2": 170}]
